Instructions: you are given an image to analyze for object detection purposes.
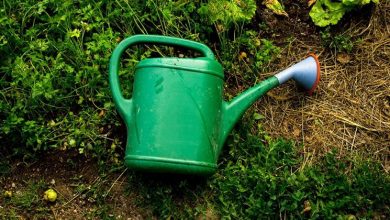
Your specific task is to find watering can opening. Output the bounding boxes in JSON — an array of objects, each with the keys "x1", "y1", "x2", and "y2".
[
  {"x1": 109, "y1": 35, "x2": 320, "y2": 176},
  {"x1": 136, "y1": 57, "x2": 224, "y2": 79},
  {"x1": 274, "y1": 54, "x2": 321, "y2": 95}
]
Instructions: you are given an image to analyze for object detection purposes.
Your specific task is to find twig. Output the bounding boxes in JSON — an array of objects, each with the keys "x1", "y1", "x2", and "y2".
[{"x1": 103, "y1": 168, "x2": 128, "y2": 198}]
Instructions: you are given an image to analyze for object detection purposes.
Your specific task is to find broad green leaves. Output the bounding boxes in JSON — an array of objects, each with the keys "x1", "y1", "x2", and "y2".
[
  {"x1": 310, "y1": 0, "x2": 346, "y2": 27},
  {"x1": 309, "y1": 0, "x2": 380, "y2": 27},
  {"x1": 198, "y1": 0, "x2": 289, "y2": 30},
  {"x1": 198, "y1": 0, "x2": 257, "y2": 28}
]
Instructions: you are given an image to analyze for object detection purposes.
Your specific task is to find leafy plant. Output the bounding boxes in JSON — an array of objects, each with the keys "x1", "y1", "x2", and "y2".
[
  {"x1": 212, "y1": 128, "x2": 390, "y2": 219},
  {"x1": 309, "y1": 0, "x2": 379, "y2": 27},
  {"x1": 321, "y1": 27, "x2": 355, "y2": 52},
  {"x1": 198, "y1": 0, "x2": 257, "y2": 30},
  {"x1": 263, "y1": 0, "x2": 288, "y2": 17}
]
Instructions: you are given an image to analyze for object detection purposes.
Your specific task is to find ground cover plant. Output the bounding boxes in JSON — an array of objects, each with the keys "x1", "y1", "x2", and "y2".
[
  {"x1": 1, "y1": 0, "x2": 389, "y2": 219},
  {"x1": 309, "y1": 0, "x2": 380, "y2": 27}
]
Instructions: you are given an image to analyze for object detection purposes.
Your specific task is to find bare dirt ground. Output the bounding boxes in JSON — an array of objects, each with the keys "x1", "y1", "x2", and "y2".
[{"x1": 1, "y1": 151, "x2": 143, "y2": 219}]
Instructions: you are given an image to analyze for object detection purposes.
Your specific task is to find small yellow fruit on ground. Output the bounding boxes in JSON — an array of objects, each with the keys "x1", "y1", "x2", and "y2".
[
  {"x1": 4, "y1": 190, "x2": 12, "y2": 198},
  {"x1": 44, "y1": 189, "x2": 57, "y2": 202}
]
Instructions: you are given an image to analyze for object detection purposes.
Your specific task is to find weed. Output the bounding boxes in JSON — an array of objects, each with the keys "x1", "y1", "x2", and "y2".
[
  {"x1": 211, "y1": 118, "x2": 390, "y2": 219},
  {"x1": 321, "y1": 27, "x2": 355, "y2": 53}
]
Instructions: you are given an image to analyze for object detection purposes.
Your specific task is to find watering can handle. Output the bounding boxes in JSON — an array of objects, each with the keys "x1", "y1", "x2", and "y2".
[{"x1": 109, "y1": 35, "x2": 215, "y2": 120}]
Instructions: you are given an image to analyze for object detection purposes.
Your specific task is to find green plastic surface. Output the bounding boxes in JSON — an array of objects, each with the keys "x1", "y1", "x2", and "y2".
[{"x1": 109, "y1": 35, "x2": 279, "y2": 175}]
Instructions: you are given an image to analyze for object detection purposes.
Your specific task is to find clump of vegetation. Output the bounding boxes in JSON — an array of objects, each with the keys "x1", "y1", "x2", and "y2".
[
  {"x1": 198, "y1": 0, "x2": 257, "y2": 30},
  {"x1": 0, "y1": 0, "x2": 125, "y2": 162},
  {"x1": 310, "y1": 0, "x2": 380, "y2": 27},
  {"x1": 212, "y1": 130, "x2": 389, "y2": 219},
  {"x1": 321, "y1": 27, "x2": 355, "y2": 52}
]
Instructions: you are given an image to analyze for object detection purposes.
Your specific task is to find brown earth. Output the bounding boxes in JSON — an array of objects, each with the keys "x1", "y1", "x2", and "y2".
[{"x1": 1, "y1": 151, "x2": 142, "y2": 219}]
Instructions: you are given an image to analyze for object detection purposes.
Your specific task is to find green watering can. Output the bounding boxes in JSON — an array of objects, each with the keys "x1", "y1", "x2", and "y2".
[{"x1": 109, "y1": 35, "x2": 320, "y2": 175}]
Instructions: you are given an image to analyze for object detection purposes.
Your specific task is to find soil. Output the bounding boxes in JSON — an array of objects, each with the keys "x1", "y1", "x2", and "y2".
[
  {"x1": 1, "y1": 151, "x2": 142, "y2": 219},
  {"x1": 1, "y1": 1, "x2": 389, "y2": 219}
]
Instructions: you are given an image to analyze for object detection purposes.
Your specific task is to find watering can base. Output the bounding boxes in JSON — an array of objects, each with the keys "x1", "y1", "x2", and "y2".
[{"x1": 125, "y1": 155, "x2": 217, "y2": 176}]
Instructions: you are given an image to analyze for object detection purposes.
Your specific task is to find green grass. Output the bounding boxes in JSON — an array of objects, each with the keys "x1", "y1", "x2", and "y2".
[{"x1": 126, "y1": 116, "x2": 389, "y2": 219}]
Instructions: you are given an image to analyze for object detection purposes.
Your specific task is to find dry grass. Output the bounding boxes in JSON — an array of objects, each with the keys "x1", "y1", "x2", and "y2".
[{"x1": 257, "y1": 2, "x2": 389, "y2": 171}]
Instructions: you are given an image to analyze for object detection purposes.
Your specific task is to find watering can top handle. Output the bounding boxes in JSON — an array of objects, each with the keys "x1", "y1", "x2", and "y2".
[
  {"x1": 109, "y1": 35, "x2": 215, "y2": 120},
  {"x1": 113, "y1": 35, "x2": 215, "y2": 60}
]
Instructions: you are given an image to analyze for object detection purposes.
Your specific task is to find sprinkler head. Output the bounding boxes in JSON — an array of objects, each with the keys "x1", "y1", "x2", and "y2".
[{"x1": 275, "y1": 54, "x2": 320, "y2": 95}]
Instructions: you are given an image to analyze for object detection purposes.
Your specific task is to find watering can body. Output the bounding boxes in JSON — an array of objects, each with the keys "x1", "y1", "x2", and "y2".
[
  {"x1": 109, "y1": 35, "x2": 320, "y2": 175},
  {"x1": 126, "y1": 58, "x2": 225, "y2": 175}
]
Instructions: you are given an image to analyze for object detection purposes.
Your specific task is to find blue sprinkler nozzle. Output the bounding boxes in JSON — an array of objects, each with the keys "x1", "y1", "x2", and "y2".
[{"x1": 275, "y1": 54, "x2": 320, "y2": 95}]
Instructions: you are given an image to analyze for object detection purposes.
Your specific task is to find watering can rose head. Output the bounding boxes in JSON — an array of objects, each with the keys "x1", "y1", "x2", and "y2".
[{"x1": 109, "y1": 35, "x2": 320, "y2": 176}]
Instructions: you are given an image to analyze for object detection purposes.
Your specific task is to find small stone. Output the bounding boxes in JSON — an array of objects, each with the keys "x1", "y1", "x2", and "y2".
[{"x1": 50, "y1": 179, "x2": 56, "y2": 185}]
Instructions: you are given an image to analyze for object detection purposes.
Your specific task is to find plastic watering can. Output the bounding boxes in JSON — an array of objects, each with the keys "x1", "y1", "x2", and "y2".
[{"x1": 109, "y1": 35, "x2": 320, "y2": 175}]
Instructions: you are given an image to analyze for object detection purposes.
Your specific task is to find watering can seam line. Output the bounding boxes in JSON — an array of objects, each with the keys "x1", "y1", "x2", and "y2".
[
  {"x1": 177, "y1": 73, "x2": 217, "y2": 162},
  {"x1": 125, "y1": 155, "x2": 217, "y2": 168},
  {"x1": 136, "y1": 64, "x2": 224, "y2": 79},
  {"x1": 134, "y1": 116, "x2": 141, "y2": 144}
]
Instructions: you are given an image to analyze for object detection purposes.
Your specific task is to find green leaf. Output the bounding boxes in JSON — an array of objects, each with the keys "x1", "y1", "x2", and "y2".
[
  {"x1": 68, "y1": 29, "x2": 81, "y2": 38},
  {"x1": 198, "y1": 0, "x2": 257, "y2": 28},
  {"x1": 310, "y1": 0, "x2": 379, "y2": 27},
  {"x1": 342, "y1": 0, "x2": 378, "y2": 6},
  {"x1": 263, "y1": 0, "x2": 288, "y2": 17},
  {"x1": 253, "y1": 113, "x2": 265, "y2": 120},
  {"x1": 309, "y1": 0, "x2": 346, "y2": 27}
]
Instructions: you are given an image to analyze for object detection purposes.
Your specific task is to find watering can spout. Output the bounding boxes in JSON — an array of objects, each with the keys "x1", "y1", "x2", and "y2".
[
  {"x1": 217, "y1": 54, "x2": 320, "y2": 156},
  {"x1": 217, "y1": 77, "x2": 279, "y2": 153}
]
